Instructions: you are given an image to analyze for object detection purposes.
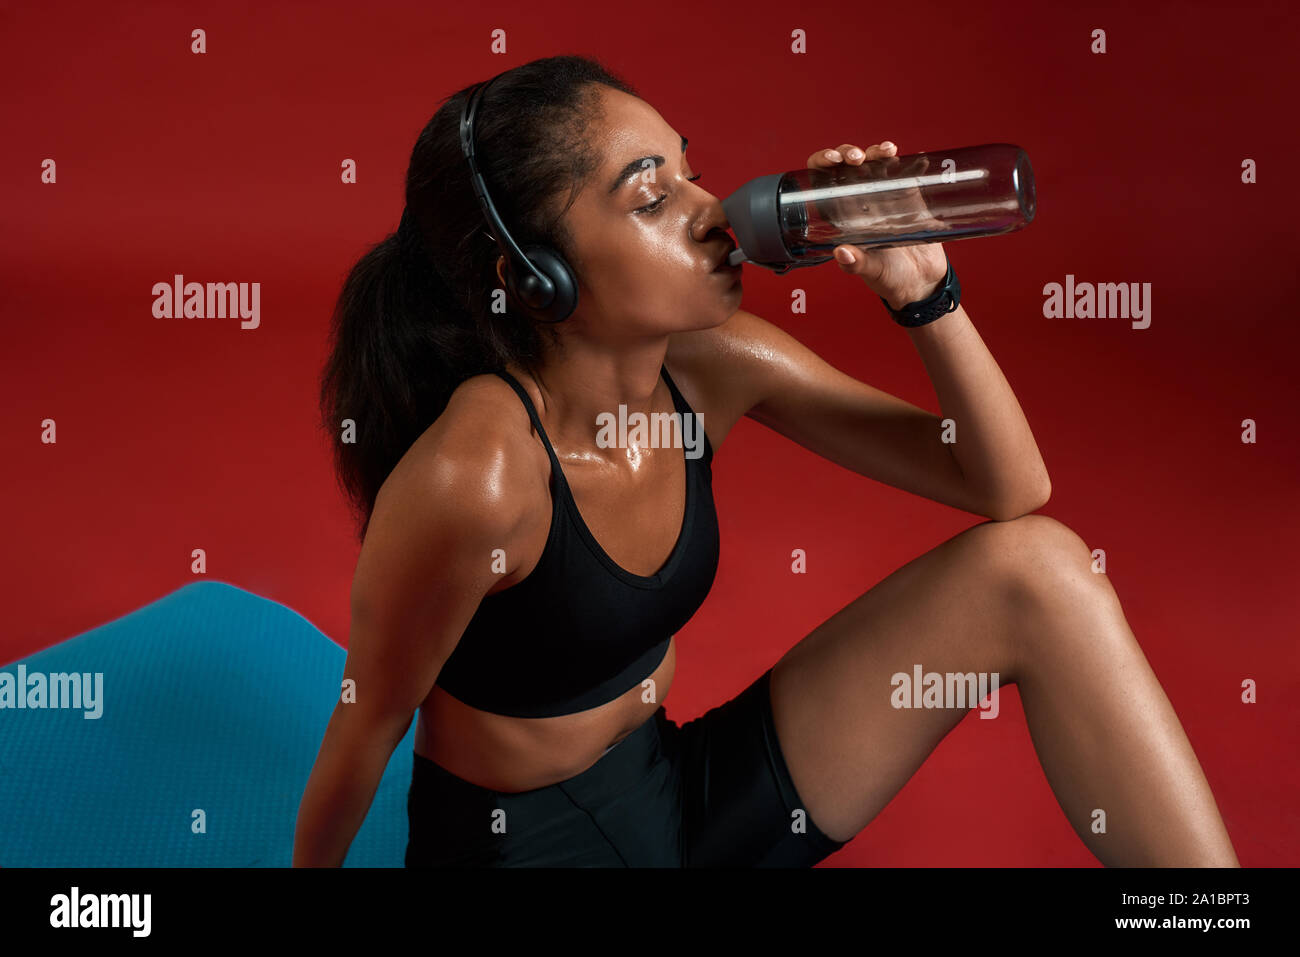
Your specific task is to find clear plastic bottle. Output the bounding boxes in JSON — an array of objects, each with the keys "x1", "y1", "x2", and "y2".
[{"x1": 723, "y1": 143, "x2": 1035, "y2": 273}]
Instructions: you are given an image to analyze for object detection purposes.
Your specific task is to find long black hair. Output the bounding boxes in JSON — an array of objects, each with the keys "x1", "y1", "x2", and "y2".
[{"x1": 319, "y1": 54, "x2": 638, "y2": 543}]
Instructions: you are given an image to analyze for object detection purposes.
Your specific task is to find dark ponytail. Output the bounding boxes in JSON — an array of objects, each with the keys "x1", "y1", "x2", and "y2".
[{"x1": 319, "y1": 54, "x2": 638, "y2": 543}]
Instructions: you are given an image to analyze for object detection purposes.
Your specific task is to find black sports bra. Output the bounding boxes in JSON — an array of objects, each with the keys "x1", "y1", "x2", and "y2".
[{"x1": 431, "y1": 365, "x2": 720, "y2": 718}]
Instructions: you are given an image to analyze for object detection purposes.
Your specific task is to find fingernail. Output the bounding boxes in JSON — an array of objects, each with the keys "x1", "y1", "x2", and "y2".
[
  {"x1": 826, "y1": 149, "x2": 841, "y2": 161},
  {"x1": 881, "y1": 141, "x2": 895, "y2": 150},
  {"x1": 848, "y1": 148, "x2": 863, "y2": 160},
  {"x1": 834, "y1": 247, "x2": 854, "y2": 264}
]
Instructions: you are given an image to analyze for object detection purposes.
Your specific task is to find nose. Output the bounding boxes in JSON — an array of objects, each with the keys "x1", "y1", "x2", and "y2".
[{"x1": 692, "y1": 193, "x2": 733, "y2": 244}]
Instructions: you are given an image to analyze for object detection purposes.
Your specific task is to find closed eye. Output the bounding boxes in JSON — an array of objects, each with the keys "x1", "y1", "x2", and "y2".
[{"x1": 636, "y1": 174, "x2": 703, "y2": 215}]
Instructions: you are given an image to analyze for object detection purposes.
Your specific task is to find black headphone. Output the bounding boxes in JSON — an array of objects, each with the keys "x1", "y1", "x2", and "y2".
[{"x1": 459, "y1": 74, "x2": 578, "y2": 324}]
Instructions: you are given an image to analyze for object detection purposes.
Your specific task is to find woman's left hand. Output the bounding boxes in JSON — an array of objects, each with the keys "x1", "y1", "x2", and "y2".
[{"x1": 807, "y1": 141, "x2": 950, "y2": 311}]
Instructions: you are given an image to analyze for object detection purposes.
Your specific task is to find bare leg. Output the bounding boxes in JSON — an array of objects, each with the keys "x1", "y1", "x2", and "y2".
[{"x1": 768, "y1": 514, "x2": 1239, "y2": 866}]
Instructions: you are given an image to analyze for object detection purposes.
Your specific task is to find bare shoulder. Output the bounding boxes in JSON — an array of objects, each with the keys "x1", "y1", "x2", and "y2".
[
  {"x1": 410, "y1": 373, "x2": 534, "y2": 459},
  {"x1": 405, "y1": 371, "x2": 544, "y2": 498},
  {"x1": 664, "y1": 307, "x2": 796, "y2": 438},
  {"x1": 342, "y1": 374, "x2": 552, "y2": 730},
  {"x1": 366, "y1": 373, "x2": 549, "y2": 578}
]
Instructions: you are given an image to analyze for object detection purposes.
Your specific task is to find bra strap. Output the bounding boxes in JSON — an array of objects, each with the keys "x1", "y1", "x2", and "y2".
[
  {"x1": 494, "y1": 370, "x2": 563, "y2": 470},
  {"x1": 660, "y1": 364, "x2": 713, "y2": 466},
  {"x1": 496, "y1": 366, "x2": 711, "y2": 467}
]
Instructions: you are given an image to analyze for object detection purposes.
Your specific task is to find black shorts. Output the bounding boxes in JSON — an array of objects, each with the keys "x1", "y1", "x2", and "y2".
[{"x1": 405, "y1": 666, "x2": 849, "y2": 867}]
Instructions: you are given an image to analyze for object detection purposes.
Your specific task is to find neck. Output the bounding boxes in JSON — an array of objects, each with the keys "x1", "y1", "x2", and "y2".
[{"x1": 507, "y1": 338, "x2": 673, "y2": 463}]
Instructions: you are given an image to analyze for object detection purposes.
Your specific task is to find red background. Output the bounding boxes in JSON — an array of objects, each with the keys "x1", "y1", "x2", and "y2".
[{"x1": 2, "y1": 0, "x2": 1297, "y2": 866}]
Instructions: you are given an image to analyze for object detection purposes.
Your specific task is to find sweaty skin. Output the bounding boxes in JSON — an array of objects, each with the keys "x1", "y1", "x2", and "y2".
[
  {"x1": 303, "y1": 86, "x2": 1240, "y2": 868},
  {"x1": 411, "y1": 85, "x2": 745, "y2": 791},
  {"x1": 294, "y1": 92, "x2": 930, "y2": 862}
]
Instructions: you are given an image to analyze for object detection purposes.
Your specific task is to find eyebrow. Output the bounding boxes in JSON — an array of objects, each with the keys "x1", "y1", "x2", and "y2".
[{"x1": 608, "y1": 133, "x2": 689, "y2": 194}]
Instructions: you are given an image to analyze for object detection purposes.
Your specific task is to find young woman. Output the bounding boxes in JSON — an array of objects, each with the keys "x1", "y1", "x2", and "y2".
[{"x1": 292, "y1": 55, "x2": 1240, "y2": 867}]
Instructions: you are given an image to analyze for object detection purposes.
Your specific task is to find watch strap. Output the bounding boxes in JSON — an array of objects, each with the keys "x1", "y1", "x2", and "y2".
[{"x1": 880, "y1": 253, "x2": 961, "y2": 327}]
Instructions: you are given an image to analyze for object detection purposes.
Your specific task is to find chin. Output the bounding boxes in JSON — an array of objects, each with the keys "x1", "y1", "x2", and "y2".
[{"x1": 681, "y1": 304, "x2": 739, "y2": 332}]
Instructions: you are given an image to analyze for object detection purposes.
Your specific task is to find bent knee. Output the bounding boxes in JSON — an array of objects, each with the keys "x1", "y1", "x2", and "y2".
[{"x1": 966, "y1": 514, "x2": 1109, "y2": 606}]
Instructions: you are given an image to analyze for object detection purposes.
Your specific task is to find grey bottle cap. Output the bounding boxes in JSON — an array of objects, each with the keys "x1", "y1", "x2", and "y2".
[{"x1": 720, "y1": 173, "x2": 792, "y2": 268}]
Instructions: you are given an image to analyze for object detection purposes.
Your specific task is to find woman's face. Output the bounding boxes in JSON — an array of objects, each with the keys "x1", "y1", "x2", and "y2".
[{"x1": 550, "y1": 86, "x2": 743, "y2": 334}]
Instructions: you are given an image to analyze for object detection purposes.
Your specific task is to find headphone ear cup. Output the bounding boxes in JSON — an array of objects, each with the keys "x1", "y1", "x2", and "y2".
[{"x1": 509, "y1": 245, "x2": 577, "y2": 323}]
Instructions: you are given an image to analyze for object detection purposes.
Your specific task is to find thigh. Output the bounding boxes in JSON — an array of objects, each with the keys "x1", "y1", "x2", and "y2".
[
  {"x1": 767, "y1": 516, "x2": 1061, "y2": 844},
  {"x1": 663, "y1": 670, "x2": 850, "y2": 867}
]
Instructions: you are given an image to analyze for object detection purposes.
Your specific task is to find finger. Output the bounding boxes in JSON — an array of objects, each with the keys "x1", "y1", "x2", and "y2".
[
  {"x1": 807, "y1": 147, "x2": 846, "y2": 168},
  {"x1": 836, "y1": 143, "x2": 895, "y2": 166},
  {"x1": 854, "y1": 142, "x2": 900, "y2": 166},
  {"x1": 833, "y1": 241, "x2": 877, "y2": 265},
  {"x1": 808, "y1": 143, "x2": 871, "y2": 168},
  {"x1": 808, "y1": 141, "x2": 897, "y2": 169},
  {"x1": 835, "y1": 143, "x2": 866, "y2": 164},
  {"x1": 833, "y1": 243, "x2": 884, "y2": 282},
  {"x1": 898, "y1": 154, "x2": 931, "y2": 197}
]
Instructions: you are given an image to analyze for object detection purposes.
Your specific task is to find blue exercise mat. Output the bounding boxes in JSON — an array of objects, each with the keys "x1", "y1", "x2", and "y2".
[{"x1": 0, "y1": 580, "x2": 414, "y2": 867}]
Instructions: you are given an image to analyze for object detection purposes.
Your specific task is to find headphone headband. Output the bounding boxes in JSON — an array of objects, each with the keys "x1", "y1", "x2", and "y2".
[{"x1": 459, "y1": 74, "x2": 576, "y2": 323}]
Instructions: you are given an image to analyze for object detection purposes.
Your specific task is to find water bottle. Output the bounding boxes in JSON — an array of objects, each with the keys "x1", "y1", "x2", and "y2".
[{"x1": 722, "y1": 143, "x2": 1035, "y2": 273}]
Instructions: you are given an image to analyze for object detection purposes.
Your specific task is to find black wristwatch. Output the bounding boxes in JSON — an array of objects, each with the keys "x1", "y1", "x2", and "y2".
[{"x1": 880, "y1": 253, "x2": 961, "y2": 327}]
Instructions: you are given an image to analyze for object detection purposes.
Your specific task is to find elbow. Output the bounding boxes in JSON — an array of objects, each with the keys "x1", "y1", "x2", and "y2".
[
  {"x1": 1024, "y1": 472, "x2": 1052, "y2": 512},
  {"x1": 982, "y1": 474, "x2": 1051, "y2": 522}
]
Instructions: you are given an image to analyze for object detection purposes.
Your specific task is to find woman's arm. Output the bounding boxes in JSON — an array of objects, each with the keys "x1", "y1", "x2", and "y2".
[
  {"x1": 291, "y1": 694, "x2": 414, "y2": 867},
  {"x1": 715, "y1": 137, "x2": 1048, "y2": 520},
  {"x1": 901, "y1": 302, "x2": 1050, "y2": 520},
  {"x1": 292, "y1": 381, "x2": 535, "y2": 865},
  {"x1": 671, "y1": 305, "x2": 1047, "y2": 520}
]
